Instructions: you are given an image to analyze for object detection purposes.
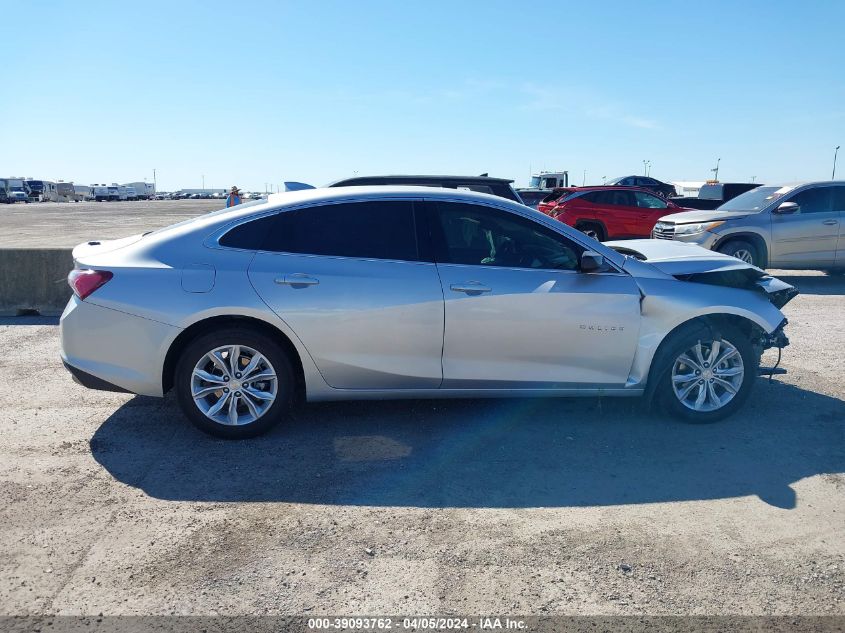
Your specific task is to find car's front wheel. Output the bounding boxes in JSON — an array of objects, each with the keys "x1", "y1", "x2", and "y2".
[
  {"x1": 174, "y1": 328, "x2": 294, "y2": 439},
  {"x1": 655, "y1": 323, "x2": 758, "y2": 423},
  {"x1": 718, "y1": 240, "x2": 758, "y2": 266}
]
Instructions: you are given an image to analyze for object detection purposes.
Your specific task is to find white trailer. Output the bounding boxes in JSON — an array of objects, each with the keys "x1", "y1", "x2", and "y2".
[{"x1": 123, "y1": 181, "x2": 155, "y2": 200}]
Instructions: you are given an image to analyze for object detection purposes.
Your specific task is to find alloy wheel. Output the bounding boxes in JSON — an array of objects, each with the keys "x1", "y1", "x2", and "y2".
[
  {"x1": 191, "y1": 345, "x2": 278, "y2": 426},
  {"x1": 732, "y1": 248, "x2": 754, "y2": 263},
  {"x1": 671, "y1": 338, "x2": 744, "y2": 413}
]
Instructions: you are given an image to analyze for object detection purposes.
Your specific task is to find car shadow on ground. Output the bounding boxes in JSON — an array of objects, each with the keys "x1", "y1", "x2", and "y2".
[
  {"x1": 774, "y1": 273, "x2": 845, "y2": 296},
  {"x1": 90, "y1": 379, "x2": 845, "y2": 510}
]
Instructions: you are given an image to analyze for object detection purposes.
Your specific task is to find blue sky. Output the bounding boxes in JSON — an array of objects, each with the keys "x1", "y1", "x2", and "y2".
[{"x1": 2, "y1": 0, "x2": 843, "y2": 191}]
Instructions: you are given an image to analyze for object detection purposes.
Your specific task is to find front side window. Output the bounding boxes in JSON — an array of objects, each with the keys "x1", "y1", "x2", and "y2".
[
  {"x1": 220, "y1": 201, "x2": 420, "y2": 261},
  {"x1": 633, "y1": 191, "x2": 668, "y2": 209},
  {"x1": 433, "y1": 202, "x2": 581, "y2": 271},
  {"x1": 786, "y1": 187, "x2": 832, "y2": 214}
]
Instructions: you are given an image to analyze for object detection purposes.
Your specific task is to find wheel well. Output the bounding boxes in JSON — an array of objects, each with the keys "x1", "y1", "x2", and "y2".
[
  {"x1": 644, "y1": 314, "x2": 763, "y2": 403},
  {"x1": 162, "y1": 315, "x2": 306, "y2": 401},
  {"x1": 714, "y1": 233, "x2": 769, "y2": 268},
  {"x1": 574, "y1": 219, "x2": 606, "y2": 239}
]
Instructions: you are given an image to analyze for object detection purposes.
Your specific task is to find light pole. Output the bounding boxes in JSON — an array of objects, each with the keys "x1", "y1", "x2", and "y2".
[
  {"x1": 201, "y1": 174, "x2": 205, "y2": 191},
  {"x1": 582, "y1": 169, "x2": 586, "y2": 186},
  {"x1": 152, "y1": 168, "x2": 156, "y2": 195},
  {"x1": 834, "y1": 146, "x2": 841, "y2": 180},
  {"x1": 711, "y1": 158, "x2": 721, "y2": 181}
]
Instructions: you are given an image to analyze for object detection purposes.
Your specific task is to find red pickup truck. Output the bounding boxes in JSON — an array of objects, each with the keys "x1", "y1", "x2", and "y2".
[{"x1": 539, "y1": 185, "x2": 691, "y2": 241}]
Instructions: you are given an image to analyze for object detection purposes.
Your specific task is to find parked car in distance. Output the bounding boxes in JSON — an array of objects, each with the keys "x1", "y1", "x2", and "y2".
[
  {"x1": 328, "y1": 174, "x2": 522, "y2": 203},
  {"x1": 543, "y1": 186, "x2": 690, "y2": 240},
  {"x1": 653, "y1": 181, "x2": 845, "y2": 271},
  {"x1": 61, "y1": 186, "x2": 797, "y2": 439},
  {"x1": 606, "y1": 176, "x2": 676, "y2": 199},
  {"x1": 515, "y1": 188, "x2": 550, "y2": 210},
  {"x1": 671, "y1": 182, "x2": 762, "y2": 210}
]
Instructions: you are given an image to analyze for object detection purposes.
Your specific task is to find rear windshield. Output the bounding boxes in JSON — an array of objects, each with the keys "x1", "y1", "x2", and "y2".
[{"x1": 717, "y1": 186, "x2": 791, "y2": 212}]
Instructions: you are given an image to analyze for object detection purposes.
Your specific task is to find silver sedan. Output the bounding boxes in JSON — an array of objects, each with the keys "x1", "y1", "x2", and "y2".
[{"x1": 61, "y1": 187, "x2": 797, "y2": 438}]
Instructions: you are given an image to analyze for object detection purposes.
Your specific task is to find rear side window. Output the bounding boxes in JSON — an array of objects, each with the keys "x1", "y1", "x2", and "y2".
[
  {"x1": 219, "y1": 214, "x2": 278, "y2": 250},
  {"x1": 584, "y1": 190, "x2": 633, "y2": 206},
  {"x1": 266, "y1": 201, "x2": 420, "y2": 261}
]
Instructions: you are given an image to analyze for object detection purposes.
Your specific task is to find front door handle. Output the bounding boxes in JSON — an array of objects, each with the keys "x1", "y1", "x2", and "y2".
[
  {"x1": 275, "y1": 273, "x2": 320, "y2": 287},
  {"x1": 450, "y1": 282, "x2": 492, "y2": 295},
  {"x1": 822, "y1": 219, "x2": 839, "y2": 226}
]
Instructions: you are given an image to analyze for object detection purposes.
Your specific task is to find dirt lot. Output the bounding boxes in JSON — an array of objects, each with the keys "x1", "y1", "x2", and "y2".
[
  {"x1": 0, "y1": 200, "x2": 228, "y2": 248},
  {"x1": 0, "y1": 271, "x2": 843, "y2": 617}
]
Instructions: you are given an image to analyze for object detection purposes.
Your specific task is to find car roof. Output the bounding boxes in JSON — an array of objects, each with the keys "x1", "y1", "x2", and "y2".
[
  {"x1": 329, "y1": 174, "x2": 515, "y2": 185},
  {"x1": 567, "y1": 185, "x2": 665, "y2": 194}
]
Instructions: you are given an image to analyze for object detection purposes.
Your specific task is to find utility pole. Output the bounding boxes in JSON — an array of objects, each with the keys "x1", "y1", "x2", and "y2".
[
  {"x1": 711, "y1": 158, "x2": 721, "y2": 181},
  {"x1": 834, "y1": 146, "x2": 841, "y2": 180}
]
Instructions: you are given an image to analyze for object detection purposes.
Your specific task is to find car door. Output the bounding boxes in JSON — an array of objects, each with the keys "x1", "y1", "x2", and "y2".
[
  {"x1": 770, "y1": 186, "x2": 837, "y2": 268},
  {"x1": 598, "y1": 190, "x2": 640, "y2": 238},
  {"x1": 428, "y1": 201, "x2": 642, "y2": 389},
  {"x1": 246, "y1": 199, "x2": 445, "y2": 390},
  {"x1": 632, "y1": 190, "x2": 671, "y2": 237},
  {"x1": 833, "y1": 186, "x2": 845, "y2": 267}
]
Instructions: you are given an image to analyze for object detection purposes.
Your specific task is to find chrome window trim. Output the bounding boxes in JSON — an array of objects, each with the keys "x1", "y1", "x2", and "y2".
[{"x1": 205, "y1": 192, "x2": 628, "y2": 274}]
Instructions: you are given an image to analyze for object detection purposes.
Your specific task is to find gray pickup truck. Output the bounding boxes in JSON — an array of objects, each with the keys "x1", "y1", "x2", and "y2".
[{"x1": 653, "y1": 180, "x2": 845, "y2": 272}]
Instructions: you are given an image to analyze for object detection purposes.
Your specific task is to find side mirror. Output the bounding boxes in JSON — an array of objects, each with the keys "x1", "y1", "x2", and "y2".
[
  {"x1": 774, "y1": 201, "x2": 799, "y2": 215},
  {"x1": 580, "y1": 250, "x2": 606, "y2": 273}
]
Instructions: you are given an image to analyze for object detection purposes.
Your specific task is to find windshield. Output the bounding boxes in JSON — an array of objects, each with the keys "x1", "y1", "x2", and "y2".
[
  {"x1": 717, "y1": 186, "x2": 792, "y2": 212},
  {"x1": 529, "y1": 176, "x2": 541, "y2": 188},
  {"x1": 604, "y1": 177, "x2": 624, "y2": 185}
]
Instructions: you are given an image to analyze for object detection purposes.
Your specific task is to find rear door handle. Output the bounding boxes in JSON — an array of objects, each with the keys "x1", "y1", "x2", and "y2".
[
  {"x1": 450, "y1": 282, "x2": 492, "y2": 295},
  {"x1": 275, "y1": 273, "x2": 320, "y2": 287},
  {"x1": 822, "y1": 219, "x2": 839, "y2": 226}
]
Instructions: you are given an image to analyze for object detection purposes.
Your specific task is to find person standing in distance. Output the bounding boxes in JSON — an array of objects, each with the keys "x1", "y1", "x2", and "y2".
[{"x1": 225, "y1": 186, "x2": 242, "y2": 208}]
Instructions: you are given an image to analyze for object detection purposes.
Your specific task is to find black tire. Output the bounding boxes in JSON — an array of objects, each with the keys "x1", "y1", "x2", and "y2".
[
  {"x1": 174, "y1": 327, "x2": 294, "y2": 439},
  {"x1": 576, "y1": 222, "x2": 606, "y2": 242},
  {"x1": 717, "y1": 240, "x2": 758, "y2": 266},
  {"x1": 651, "y1": 322, "x2": 759, "y2": 423}
]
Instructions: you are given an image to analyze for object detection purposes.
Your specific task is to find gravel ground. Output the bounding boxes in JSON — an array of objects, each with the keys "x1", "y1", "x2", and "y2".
[
  {"x1": 0, "y1": 200, "x2": 231, "y2": 248},
  {"x1": 0, "y1": 271, "x2": 843, "y2": 617}
]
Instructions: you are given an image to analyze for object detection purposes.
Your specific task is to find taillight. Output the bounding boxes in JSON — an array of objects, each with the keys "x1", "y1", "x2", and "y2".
[{"x1": 68, "y1": 269, "x2": 113, "y2": 300}]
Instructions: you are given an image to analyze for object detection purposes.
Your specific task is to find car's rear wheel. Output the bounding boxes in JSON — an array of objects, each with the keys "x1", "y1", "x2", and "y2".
[
  {"x1": 174, "y1": 328, "x2": 294, "y2": 439},
  {"x1": 576, "y1": 222, "x2": 605, "y2": 241},
  {"x1": 718, "y1": 240, "x2": 758, "y2": 266},
  {"x1": 654, "y1": 323, "x2": 758, "y2": 423}
]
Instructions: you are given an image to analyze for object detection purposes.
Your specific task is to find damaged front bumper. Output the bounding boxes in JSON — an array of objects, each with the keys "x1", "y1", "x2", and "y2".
[
  {"x1": 755, "y1": 276, "x2": 800, "y2": 309},
  {"x1": 760, "y1": 318, "x2": 790, "y2": 351}
]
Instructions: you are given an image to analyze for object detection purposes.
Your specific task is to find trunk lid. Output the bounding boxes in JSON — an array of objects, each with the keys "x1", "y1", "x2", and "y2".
[{"x1": 71, "y1": 234, "x2": 145, "y2": 265}]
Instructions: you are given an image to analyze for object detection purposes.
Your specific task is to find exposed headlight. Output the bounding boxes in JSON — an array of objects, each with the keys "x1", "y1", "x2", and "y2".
[{"x1": 673, "y1": 221, "x2": 725, "y2": 236}]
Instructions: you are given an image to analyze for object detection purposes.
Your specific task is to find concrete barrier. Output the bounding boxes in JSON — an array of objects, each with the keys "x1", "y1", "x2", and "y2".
[{"x1": 0, "y1": 249, "x2": 74, "y2": 316}]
